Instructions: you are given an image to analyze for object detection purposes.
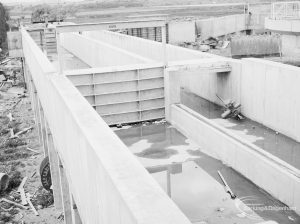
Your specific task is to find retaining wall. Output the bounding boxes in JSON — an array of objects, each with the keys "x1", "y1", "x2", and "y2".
[
  {"x1": 178, "y1": 58, "x2": 300, "y2": 143},
  {"x1": 170, "y1": 104, "x2": 300, "y2": 215},
  {"x1": 60, "y1": 33, "x2": 152, "y2": 67}
]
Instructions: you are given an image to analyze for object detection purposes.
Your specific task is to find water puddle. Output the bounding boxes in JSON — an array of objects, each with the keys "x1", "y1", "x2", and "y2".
[{"x1": 115, "y1": 123, "x2": 300, "y2": 224}]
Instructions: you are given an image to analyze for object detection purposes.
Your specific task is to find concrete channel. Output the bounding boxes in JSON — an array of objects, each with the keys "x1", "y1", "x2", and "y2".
[
  {"x1": 115, "y1": 123, "x2": 300, "y2": 223},
  {"x1": 19, "y1": 16, "x2": 300, "y2": 223}
]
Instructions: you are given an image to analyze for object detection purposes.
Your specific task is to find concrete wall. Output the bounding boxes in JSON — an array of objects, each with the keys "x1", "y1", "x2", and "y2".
[
  {"x1": 66, "y1": 64, "x2": 165, "y2": 125},
  {"x1": 83, "y1": 30, "x2": 215, "y2": 62},
  {"x1": 60, "y1": 33, "x2": 152, "y2": 67},
  {"x1": 168, "y1": 21, "x2": 195, "y2": 44},
  {"x1": 231, "y1": 35, "x2": 281, "y2": 57},
  {"x1": 281, "y1": 34, "x2": 300, "y2": 56},
  {"x1": 195, "y1": 14, "x2": 247, "y2": 40},
  {"x1": 177, "y1": 58, "x2": 300, "y2": 143},
  {"x1": 22, "y1": 28, "x2": 191, "y2": 224},
  {"x1": 170, "y1": 104, "x2": 300, "y2": 215},
  {"x1": 178, "y1": 59, "x2": 241, "y2": 107},
  {"x1": 265, "y1": 18, "x2": 300, "y2": 33}
]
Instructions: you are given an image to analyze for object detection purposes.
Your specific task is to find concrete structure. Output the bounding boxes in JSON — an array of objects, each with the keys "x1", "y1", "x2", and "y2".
[
  {"x1": 195, "y1": 14, "x2": 248, "y2": 40},
  {"x1": 231, "y1": 35, "x2": 281, "y2": 58},
  {"x1": 265, "y1": 1, "x2": 300, "y2": 56},
  {"x1": 17, "y1": 17, "x2": 300, "y2": 223},
  {"x1": 168, "y1": 21, "x2": 195, "y2": 44}
]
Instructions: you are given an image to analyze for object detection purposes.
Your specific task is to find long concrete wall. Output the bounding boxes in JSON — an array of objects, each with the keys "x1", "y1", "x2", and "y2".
[
  {"x1": 195, "y1": 14, "x2": 247, "y2": 40},
  {"x1": 22, "y1": 28, "x2": 191, "y2": 224},
  {"x1": 83, "y1": 30, "x2": 216, "y2": 62},
  {"x1": 231, "y1": 35, "x2": 281, "y2": 57},
  {"x1": 60, "y1": 33, "x2": 153, "y2": 68},
  {"x1": 170, "y1": 104, "x2": 300, "y2": 215},
  {"x1": 178, "y1": 58, "x2": 300, "y2": 143}
]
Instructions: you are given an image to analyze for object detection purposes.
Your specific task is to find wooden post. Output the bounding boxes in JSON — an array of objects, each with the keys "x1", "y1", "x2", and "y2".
[
  {"x1": 58, "y1": 157, "x2": 73, "y2": 224},
  {"x1": 46, "y1": 128, "x2": 63, "y2": 211}
]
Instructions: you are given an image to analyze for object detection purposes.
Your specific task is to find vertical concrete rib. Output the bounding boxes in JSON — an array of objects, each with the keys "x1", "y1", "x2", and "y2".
[
  {"x1": 38, "y1": 100, "x2": 48, "y2": 157},
  {"x1": 58, "y1": 157, "x2": 73, "y2": 224},
  {"x1": 70, "y1": 195, "x2": 82, "y2": 224},
  {"x1": 46, "y1": 127, "x2": 63, "y2": 211},
  {"x1": 32, "y1": 83, "x2": 43, "y2": 145}
]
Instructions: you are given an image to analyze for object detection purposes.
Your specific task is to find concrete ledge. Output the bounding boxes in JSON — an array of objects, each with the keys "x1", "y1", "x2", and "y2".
[
  {"x1": 170, "y1": 104, "x2": 300, "y2": 215},
  {"x1": 64, "y1": 62, "x2": 164, "y2": 76}
]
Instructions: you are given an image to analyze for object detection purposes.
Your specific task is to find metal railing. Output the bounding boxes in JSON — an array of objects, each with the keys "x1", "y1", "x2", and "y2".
[{"x1": 271, "y1": 1, "x2": 300, "y2": 19}]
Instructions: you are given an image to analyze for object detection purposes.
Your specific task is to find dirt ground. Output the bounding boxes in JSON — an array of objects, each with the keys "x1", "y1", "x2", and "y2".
[{"x1": 0, "y1": 58, "x2": 62, "y2": 224}]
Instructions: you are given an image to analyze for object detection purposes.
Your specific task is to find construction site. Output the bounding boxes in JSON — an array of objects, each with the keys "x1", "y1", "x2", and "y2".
[{"x1": 0, "y1": 1, "x2": 300, "y2": 224}]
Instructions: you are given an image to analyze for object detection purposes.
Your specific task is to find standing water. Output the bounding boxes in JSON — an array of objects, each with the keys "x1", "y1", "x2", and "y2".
[{"x1": 114, "y1": 122, "x2": 300, "y2": 224}]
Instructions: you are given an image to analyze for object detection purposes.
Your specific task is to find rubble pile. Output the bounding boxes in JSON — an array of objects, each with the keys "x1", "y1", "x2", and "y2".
[{"x1": 0, "y1": 57, "x2": 58, "y2": 224}]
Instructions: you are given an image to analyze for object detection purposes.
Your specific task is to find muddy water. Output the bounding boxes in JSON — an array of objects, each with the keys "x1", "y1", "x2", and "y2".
[
  {"x1": 181, "y1": 89, "x2": 300, "y2": 171},
  {"x1": 115, "y1": 123, "x2": 300, "y2": 224}
]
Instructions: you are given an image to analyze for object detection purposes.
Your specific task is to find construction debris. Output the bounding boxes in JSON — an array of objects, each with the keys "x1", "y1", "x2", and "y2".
[
  {"x1": 216, "y1": 94, "x2": 244, "y2": 120},
  {"x1": 0, "y1": 198, "x2": 29, "y2": 210},
  {"x1": 6, "y1": 112, "x2": 14, "y2": 122},
  {"x1": 17, "y1": 177, "x2": 28, "y2": 206},
  {"x1": 26, "y1": 194, "x2": 39, "y2": 216},
  {"x1": 217, "y1": 170, "x2": 236, "y2": 199},
  {"x1": 10, "y1": 126, "x2": 33, "y2": 139},
  {"x1": 26, "y1": 147, "x2": 40, "y2": 154}
]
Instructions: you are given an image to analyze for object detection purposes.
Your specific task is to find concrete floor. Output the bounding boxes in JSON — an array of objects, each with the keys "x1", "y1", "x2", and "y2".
[
  {"x1": 181, "y1": 89, "x2": 300, "y2": 171},
  {"x1": 114, "y1": 123, "x2": 300, "y2": 224},
  {"x1": 50, "y1": 48, "x2": 90, "y2": 71}
]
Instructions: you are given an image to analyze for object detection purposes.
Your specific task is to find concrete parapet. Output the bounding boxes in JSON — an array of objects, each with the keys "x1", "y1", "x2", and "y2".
[
  {"x1": 83, "y1": 30, "x2": 216, "y2": 62},
  {"x1": 60, "y1": 33, "x2": 152, "y2": 68}
]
